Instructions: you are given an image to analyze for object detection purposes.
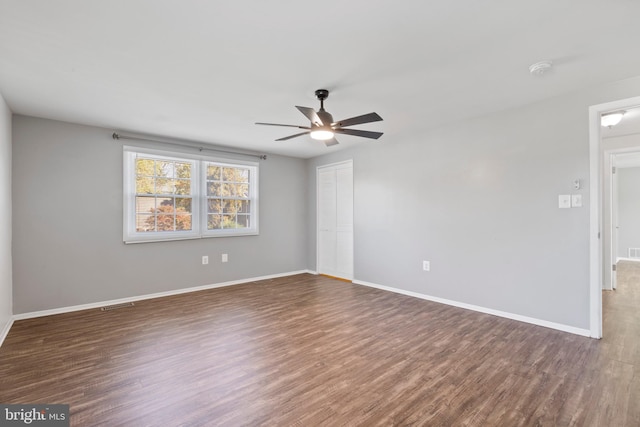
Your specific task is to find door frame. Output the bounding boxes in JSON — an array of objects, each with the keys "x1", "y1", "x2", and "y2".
[
  {"x1": 588, "y1": 95, "x2": 640, "y2": 338},
  {"x1": 316, "y1": 159, "x2": 354, "y2": 280},
  {"x1": 611, "y1": 152, "x2": 618, "y2": 290}
]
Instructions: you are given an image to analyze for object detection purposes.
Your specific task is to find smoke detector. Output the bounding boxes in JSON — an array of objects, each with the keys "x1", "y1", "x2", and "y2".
[{"x1": 529, "y1": 61, "x2": 553, "y2": 76}]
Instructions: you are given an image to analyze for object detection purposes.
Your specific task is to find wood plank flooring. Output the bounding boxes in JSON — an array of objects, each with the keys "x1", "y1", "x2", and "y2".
[{"x1": 1, "y1": 271, "x2": 639, "y2": 426}]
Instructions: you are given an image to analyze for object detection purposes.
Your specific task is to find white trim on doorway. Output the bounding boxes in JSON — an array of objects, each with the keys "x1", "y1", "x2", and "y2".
[{"x1": 588, "y1": 95, "x2": 640, "y2": 339}]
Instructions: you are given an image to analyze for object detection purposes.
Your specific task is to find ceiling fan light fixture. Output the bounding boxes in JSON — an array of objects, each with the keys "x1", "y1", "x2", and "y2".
[
  {"x1": 601, "y1": 111, "x2": 626, "y2": 128},
  {"x1": 310, "y1": 129, "x2": 335, "y2": 140}
]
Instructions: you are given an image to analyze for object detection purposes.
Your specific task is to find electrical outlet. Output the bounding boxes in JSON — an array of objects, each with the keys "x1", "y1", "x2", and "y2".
[
  {"x1": 222, "y1": 254, "x2": 228, "y2": 263},
  {"x1": 202, "y1": 256, "x2": 209, "y2": 265},
  {"x1": 423, "y1": 260, "x2": 430, "y2": 271}
]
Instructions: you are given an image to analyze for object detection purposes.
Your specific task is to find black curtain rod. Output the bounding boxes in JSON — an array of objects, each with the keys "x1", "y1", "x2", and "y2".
[{"x1": 112, "y1": 132, "x2": 267, "y2": 160}]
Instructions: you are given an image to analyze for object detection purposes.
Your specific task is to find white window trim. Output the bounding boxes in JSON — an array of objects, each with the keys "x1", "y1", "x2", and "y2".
[{"x1": 123, "y1": 146, "x2": 259, "y2": 244}]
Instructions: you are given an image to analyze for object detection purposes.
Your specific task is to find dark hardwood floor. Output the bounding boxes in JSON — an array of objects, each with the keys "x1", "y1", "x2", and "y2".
[{"x1": 1, "y1": 271, "x2": 639, "y2": 426}]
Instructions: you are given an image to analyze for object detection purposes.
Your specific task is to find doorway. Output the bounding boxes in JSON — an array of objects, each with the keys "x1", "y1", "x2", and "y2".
[
  {"x1": 589, "y1": 97, "x2": 640, "y2": 338},
  {"x1": 317, "y1": 160, "x2": 354, "y2": 280},
  {"x1": 605, "y1": 151, "x2": 640, "y2": 291}
]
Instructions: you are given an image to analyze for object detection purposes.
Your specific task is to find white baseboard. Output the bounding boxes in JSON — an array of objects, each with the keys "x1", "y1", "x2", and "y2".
[
  {"x1": 352, "y1": 279, "x2": 591, "y2": 337},
  {"x1": 13, "y1": 270, "x2": 311, "y2": 321},
  {"x1": 0, "y1": 317, "x2": 14, "y2": 348}
]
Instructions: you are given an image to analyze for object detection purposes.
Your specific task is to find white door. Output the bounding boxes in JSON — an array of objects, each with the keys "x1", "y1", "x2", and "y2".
[{"x1": 317, "y1": 161, "x2": 353, "y2": 280}]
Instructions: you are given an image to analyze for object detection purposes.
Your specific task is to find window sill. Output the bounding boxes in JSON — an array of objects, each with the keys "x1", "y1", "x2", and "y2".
[{"x1": 124, "y1": 230, "x2": 259, "y2": 244}]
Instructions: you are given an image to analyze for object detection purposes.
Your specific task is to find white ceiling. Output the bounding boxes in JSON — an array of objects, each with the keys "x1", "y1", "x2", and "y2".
[{"x1": 2, "y1": 1, "x2": 640, "y2": 159}]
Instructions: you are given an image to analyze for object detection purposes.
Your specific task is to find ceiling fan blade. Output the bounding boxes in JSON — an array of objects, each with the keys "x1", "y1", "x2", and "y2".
[
  {"x1": 324, "y1": 137, "x2": 339, "y2": 147},
  {"x1": 275, "y1": 131, "x2": 311, "y2": 141},
  {"x1": 333, "y1": 112, "x2": 383, "y2": 128},
  {"x1": 334, "y1": 128, "x2": 383, "y2": 140},
  {"x1": 256, "y1": 122, "x2": 310, "y2": 130},
  {"x1": 296, "y1": 106, "x2": 324, "y2": 125}
]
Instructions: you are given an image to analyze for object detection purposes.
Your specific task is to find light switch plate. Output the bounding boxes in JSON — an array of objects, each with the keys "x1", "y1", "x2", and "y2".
[
  {"x1": 559, "y1": 195, "x2": 571, "y2": 209},
  {"x1": 571, "y1": 194, "x2": 583, "y2": 207}
]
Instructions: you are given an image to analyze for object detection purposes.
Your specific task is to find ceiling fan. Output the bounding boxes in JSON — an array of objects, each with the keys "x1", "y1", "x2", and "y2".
[{"x1": 256, "y1": 89, "x2": 383, "y2": 146}]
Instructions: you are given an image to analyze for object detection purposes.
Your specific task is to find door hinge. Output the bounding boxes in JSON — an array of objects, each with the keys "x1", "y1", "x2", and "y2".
[
  {"x1": 612, "y1": 264, "x2": 617, "y2": 271},
  {"x1": 612, "y1": 166, "x2": 616, "y2": 174}
]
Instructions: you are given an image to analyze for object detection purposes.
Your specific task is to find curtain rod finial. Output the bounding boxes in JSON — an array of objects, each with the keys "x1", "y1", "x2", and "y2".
[{"x1": 112, "y1": 132, "x2": 120, "y2": 140}]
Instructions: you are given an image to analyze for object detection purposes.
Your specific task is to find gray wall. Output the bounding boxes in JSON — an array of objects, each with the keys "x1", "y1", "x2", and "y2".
[
  {"x1": 618, "y1": 166, "x2": 640, "y2": 257},
  {"x1": 0, "y1": 93, "x2": 12, "y2": 332},
  {"x1": 12, "y1": 116, "x2": 308, "y2": 313},
  {"x1": 307, "y1": 76, "x2": 640, "y2": 330}
]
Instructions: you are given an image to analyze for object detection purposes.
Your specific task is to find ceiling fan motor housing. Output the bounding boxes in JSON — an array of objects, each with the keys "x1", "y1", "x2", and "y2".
[
  {"x1": 315, "y1": 89, "x2": 329, "y2": 101},
  {"x1": 316, "y1": 110, "x2": 334, "y2": 127}
]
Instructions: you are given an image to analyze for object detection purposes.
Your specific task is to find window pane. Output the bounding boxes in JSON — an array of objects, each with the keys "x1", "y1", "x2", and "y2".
[
  {"x1": 223, "y1": 214, "x2": 237, "y2": 228},
  {"x1": 175, "y1": 162, "x2": 191, "y2": 178},
  {"x1": 136, "y1": 196, "x2": 155, "y2": 214},
  {"x1": 223, "y1": 167, "x2": 249, "y2": 183},
  {"x1": 176, "y1": 213, "x2": 192, "y2": 231},
  {"x1": 236, "y1": 214, "x2": 249, "y2": 228},
  {"x1": 136, "y1": 176, "x2": 154, "y2": 194},
  {"x1": 207, "y1": 182, "x2": 221, "y2": 197},
  {"x1": 156, "y1": 213, "x2": 175, "y2": 231},
  {"x1": 234, "y1": 183, "x2": 249, "y2": 198},
  {"x1": 237, "y1": 168, "x2": 251, "y2": 183},
  {"x1": 175, "y1": 197, "x2": 192, "y2": 213},
  {"x1": 155, "y1": 161, "x2": 175, "y2": 178},
  {"x1": 136, "y1": 214, "x2": 155, "y2": 232},
  {"x1": 175, "y1": 179, "x2": 191, "y2": 195},
  {"x1": 136, "y1": 158, "x2": 155, "y2": 176},
  {"x1": 207, "y1": 165, "x2": 221, "y2": 180},
  {"x1": 156, "y1": 178, "x2": 174, "y2": 194},
  {"x1": 208, "y1": 214, "x2": 222, "y2": 229},
  {"x1": 223, "y1": 200, "x2": 241, "y2": 213},
  {"x1": 156, "y1": 197, "x2": 173, "y2": 209},
  {"x1": 208, "y1": 199, "x2": 222, "y2": 214},
  {"x1": 236, "y1": 200, "x2": 250, "y2": 213}
]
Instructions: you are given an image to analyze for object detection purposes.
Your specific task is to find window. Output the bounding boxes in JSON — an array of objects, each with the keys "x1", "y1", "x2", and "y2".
[{"x1": 124, "y1": 147, "x2": 258, "y2": 243}]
